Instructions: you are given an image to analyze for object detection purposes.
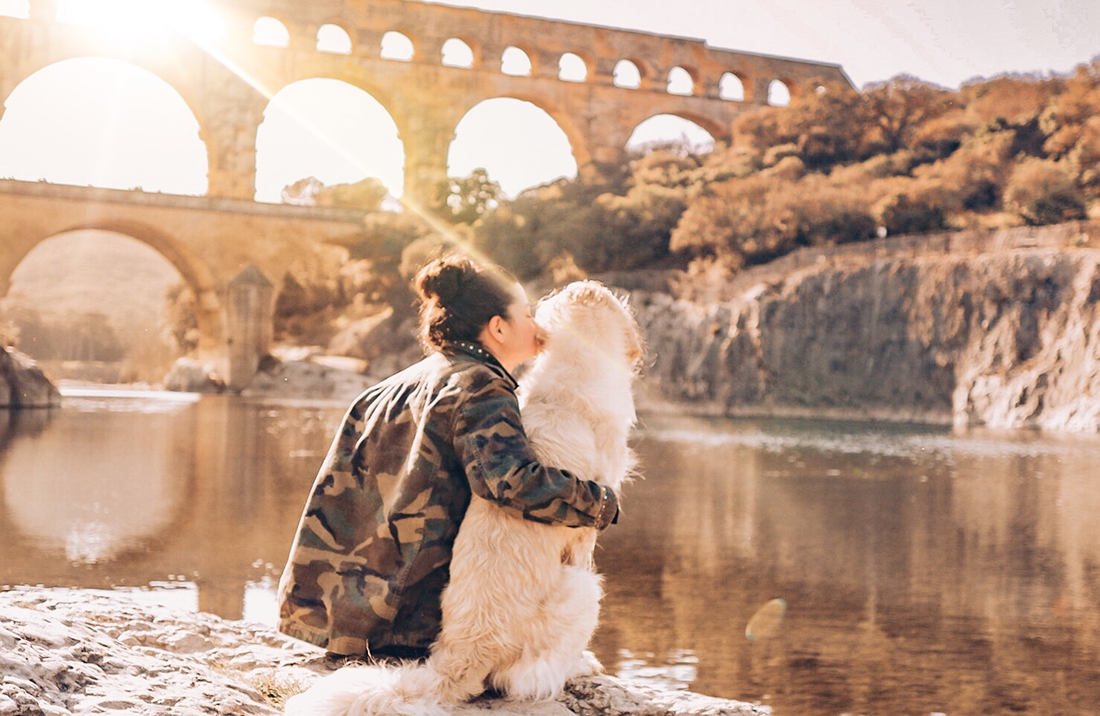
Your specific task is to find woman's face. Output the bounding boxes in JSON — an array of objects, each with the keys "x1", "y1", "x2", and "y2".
[{"x1": 481, "y1": 283, "x2": 542, "y2": 371}]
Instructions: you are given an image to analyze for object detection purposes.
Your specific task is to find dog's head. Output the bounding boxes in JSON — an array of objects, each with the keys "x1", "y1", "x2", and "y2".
[{"x1": 535, "y1": 280, "x2": 644, "y2": 371}]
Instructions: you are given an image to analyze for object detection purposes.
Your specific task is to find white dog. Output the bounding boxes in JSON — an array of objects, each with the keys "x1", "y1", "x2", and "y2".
[{"x1": 286, "y1": 280, "x2": 642, "y2": 716}]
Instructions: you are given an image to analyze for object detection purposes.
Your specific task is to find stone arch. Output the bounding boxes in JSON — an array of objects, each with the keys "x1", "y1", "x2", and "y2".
[
  {"x1": 447, "y1": 94, "x2": 589, "y2": 194},
  {"x1": 440, "y1": 37, "x2": 476, "y2": 69},
  {"x1": 1, "y1": 220, "x2": 223, "y2": 356},
  {"x1": 0, "y1": 57, "x2": 210, "y2": 195},
  {"x1": 613, "y1": 59, "x2": 642, "y2": 89},
  {"x1": 254, "y1": 77, "x2": 407, "y2": 202},
  {"x1": 558, "y1": 52, "x2": 588, "y2": 83},
  {"x1": 253, "y1": 16, "x2": 290, "y2": 48},
  {"x1": 667, "y1": 66, "x2": 697, "y2": 96},
  {"x1": 768, "y1": 78, "x2": 792, "y2": 106},
  {"x1": 380, "y1": 30, "x2": 416, "y2": 61},
  {"x1": 0, "y1": 55, "x2": 209, "y2": 139},
  {"x1": 719, "y1": 72, "x2": 746, "y2": 101},
  {"x1": 316, "y1": 22, "x2": 353, "y2": 55},
  {"x1": 501, "y1": 46, "x2": 533, "y2": 76},
  {"x1": 625, "y1": 111, "x2": 725, "y2": 153}
]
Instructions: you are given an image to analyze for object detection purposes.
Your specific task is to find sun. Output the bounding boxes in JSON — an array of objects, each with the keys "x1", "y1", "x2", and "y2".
[{"x1": 55, "y1": 0, "x2": 225, "y2": 46}]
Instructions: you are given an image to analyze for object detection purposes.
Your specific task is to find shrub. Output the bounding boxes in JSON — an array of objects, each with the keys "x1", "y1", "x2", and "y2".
[
  {"x1": 1004, "y1": 157, "x2": 1087, "y2": 225},
  {"x1": 877, "y1": 193, "x2": 947, "y2": 235}
]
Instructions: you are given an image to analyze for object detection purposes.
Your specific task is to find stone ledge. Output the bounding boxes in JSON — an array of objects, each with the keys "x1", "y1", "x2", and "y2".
[{"x1": 0, "y1": 588, "x2": 768, "y2": 716}]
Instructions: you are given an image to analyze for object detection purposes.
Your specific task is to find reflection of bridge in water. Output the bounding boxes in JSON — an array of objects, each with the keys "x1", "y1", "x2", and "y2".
[{"x1": 0, "y1": 0, "x2": 850, "y2": 386}]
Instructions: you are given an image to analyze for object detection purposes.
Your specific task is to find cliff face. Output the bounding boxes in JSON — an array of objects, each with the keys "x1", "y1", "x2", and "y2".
[{"x1": 636, "y1": 248, "x2": 1100, "y2": 432}]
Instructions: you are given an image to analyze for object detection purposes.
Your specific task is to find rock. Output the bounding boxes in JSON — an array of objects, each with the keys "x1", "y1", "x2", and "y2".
[
  {"x1": 163, "y1": 358, "x2": 225, "y2": 393},
  {"x1": 0, "y1": 347, "x2": 60, "y2": 408},
  {"x1": 634, "y1": 247, "x2": 1100, "y2": 432},
  {"x1": 0, "y1": 588, "x2": 768, "y2": 716},
  {"x1": 326, "y1": 307, "x2": 422, "y2": 380},
  {"x1": 240, "y1": 356, "x2": 378, "y2": 401}
]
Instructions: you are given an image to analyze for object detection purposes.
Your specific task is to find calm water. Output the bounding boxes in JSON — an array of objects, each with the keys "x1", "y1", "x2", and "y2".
[{"x1": 2, "y1": 391, "x2": 1100, "y2": 716}]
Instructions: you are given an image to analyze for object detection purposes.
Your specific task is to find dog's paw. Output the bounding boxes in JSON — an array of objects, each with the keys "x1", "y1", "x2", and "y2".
[{"x1": 568, "y1": 650, "x2": 604, "y2": 679}]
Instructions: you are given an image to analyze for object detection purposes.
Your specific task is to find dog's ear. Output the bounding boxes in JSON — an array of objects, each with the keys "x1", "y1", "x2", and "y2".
[{"x1": 566, "y1": 281, "x2": 612, "y2": 307}]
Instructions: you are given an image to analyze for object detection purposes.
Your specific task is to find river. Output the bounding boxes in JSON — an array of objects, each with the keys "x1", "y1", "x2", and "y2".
[{"x1": 1, "y1": 390, "x2": 1098, "y2": 716}]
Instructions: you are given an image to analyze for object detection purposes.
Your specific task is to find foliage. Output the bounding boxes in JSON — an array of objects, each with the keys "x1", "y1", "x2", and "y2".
[
  {"x1": 453, "y1": 60, "x2": 1100, "y2": 279},
  {"x1": 1004, "y1": 157, "x2": 1087, "y2": 225},
  {"x1": 433, "y1": 168, "x2": 502, "y2": 224},
  {"x1": 281, "y1": 176, "x2": 389, "y2": 210},
  {"x1": 0, "y1": 295, "x2": 126, "y2": 361}
]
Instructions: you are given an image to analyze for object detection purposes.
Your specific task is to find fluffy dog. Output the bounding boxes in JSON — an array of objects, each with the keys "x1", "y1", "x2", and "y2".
[{"x1": 285, "y1": 280, "x2": 642, "y2": 716}]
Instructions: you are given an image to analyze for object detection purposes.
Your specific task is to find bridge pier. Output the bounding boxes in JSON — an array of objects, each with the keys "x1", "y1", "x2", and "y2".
[{"x1": 223, "y1": 265, "x2": 274, "y2": 391}]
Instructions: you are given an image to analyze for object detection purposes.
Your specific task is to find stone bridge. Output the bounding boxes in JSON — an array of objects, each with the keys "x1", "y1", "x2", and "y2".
[{"x1": 0, "y1": 0, "x2": 851, "y2": 387}]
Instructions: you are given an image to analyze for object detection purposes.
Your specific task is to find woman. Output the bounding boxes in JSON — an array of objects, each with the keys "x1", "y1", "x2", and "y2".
[{"x1": 277, "y1": 254, "x2": 619, "y2": 661}]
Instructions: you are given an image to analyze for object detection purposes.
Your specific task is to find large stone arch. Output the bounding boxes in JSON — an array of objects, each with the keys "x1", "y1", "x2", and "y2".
[
  {"x1": 0, "y1": 220, "x2": 224, "y2": 359},
  {"x1": 254, "y1": 75, "x2": 408, "y2": 201},
  {"x1": 452, "y1": 93, "x2": 592, "y2": 171},
  {"x1": 273, "y1": 68, "x2": 408, "y2": 141},
  {"x1": 0, "y1": 56, "x2": 212, "y2": 197},
  {"x1": 445, "y1": 94, "x2": 590, "y2": 194},
  {"x1": 0, "y1": 55, "x2": 210, "y2": 146},
  {"x1": 636, "y1": 110, "x2": 728, "y2": 143}
]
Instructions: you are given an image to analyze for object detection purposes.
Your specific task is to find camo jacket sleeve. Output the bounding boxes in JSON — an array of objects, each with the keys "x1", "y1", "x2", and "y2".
[{"x1": 453, "y1": 366, "x2": 619, "y2": 529}]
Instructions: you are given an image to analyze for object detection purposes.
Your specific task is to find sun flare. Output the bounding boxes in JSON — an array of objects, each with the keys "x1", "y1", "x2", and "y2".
[{"x1": 55, "y1": 0, "x2": 225, "y2": 45}]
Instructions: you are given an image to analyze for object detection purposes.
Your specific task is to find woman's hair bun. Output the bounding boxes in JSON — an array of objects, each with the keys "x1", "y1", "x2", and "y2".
[{"x1": 415, "y1": 255, "x2": 475, "y2": 303}]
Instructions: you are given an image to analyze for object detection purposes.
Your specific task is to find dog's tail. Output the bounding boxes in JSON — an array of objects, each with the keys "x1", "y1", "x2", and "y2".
[{"x1": 283, "y1": 656, "x2": 488, "y2": 716}]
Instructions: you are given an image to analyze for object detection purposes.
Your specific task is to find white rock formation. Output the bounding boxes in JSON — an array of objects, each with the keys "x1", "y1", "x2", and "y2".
[{"x1": 0, "y1": 588, "x2": 768, "y2": 716}]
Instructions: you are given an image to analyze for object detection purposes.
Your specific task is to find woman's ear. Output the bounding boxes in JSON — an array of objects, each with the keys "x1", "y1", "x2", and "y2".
[{"x1": 485, "y1": 314, "x2": 507, "y2": 342}]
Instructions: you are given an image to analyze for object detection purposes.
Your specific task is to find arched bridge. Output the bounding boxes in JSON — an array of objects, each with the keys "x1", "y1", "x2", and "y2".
[{"x1": 0, "y1": 0, "x2": 851, "y2": 387}]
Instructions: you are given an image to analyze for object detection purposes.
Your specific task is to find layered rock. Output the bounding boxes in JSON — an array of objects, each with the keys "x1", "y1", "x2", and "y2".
[
  {"x1": 637, "y1": 248, "x2": 1100, "y2": 431},
  {"x1": 0, "y1": 588, "x2": 767, "y2": 716},
  {"x1": 0, "y1": 347, "x2": 60, "y2": 409}
]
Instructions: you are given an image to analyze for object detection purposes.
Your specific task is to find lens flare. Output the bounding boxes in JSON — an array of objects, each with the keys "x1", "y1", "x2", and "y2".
[{"x1": 745, "y1": 598, "x2": 787, "y2": 640}]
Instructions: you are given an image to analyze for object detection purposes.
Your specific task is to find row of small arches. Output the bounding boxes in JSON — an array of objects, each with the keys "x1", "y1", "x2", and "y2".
[
  {"x1": 254, "y1": 18, "x2": 791, "y2": 106},
  {"x1": 0, "y1": 2, "x2": 792, "y2": 107}
]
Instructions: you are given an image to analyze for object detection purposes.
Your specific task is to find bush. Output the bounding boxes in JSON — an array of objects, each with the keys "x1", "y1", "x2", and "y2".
[
  {"x1": 1004, "y1": 157, "x2": 1087, "y2": 225},
  {"x1": 877, "y1": 193, "x2": 947, "y2": 235}
]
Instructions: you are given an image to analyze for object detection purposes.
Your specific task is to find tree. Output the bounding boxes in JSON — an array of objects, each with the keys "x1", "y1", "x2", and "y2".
[
  {"x1": 434, "y1": 168, "x2": 502, "y2": 224},
  {"x1": 862, "y1": 75, "x2": 955, "y2": 154}
]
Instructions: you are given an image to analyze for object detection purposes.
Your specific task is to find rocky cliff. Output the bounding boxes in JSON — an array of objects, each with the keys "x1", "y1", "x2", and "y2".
[
  {"x1": 0, "y1": 347, "x2": 60, "y2": 409},
  {"x1": 635, "y1": 245, "x2": 1100, "y2": 432}
]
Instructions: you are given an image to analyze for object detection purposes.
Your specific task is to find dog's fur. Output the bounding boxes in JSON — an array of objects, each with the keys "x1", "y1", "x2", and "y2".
[{"x1": 285, "y1": 281, "x2": 642, "y2": 716}]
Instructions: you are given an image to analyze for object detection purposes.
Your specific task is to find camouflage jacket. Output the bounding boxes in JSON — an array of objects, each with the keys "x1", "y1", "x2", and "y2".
[{"x1": 276, "y1": 342, "x2": 619, "y2": 656}]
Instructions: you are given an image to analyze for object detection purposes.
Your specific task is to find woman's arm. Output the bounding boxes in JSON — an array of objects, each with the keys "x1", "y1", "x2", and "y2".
[{"x1": 452, "y1": 371, "x2": 618, "y2": 529}]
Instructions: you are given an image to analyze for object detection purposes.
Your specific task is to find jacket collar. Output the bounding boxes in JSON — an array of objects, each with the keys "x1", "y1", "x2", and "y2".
[{"x1": 444, "y1": 340, "x2": 518, "y2": 390}]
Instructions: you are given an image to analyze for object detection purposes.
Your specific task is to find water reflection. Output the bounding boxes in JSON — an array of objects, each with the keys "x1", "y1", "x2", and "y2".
[
  {"x1": 0, "y1": 394, "x2": 340, "y2": 620},
  {"x1": 1, "y1": 400, "x2": 1098, "y2": 715}
]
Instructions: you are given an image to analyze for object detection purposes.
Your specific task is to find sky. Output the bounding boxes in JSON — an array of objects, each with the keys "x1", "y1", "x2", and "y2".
[
  {"x1": 0, "y1": 0, "x2": 1096, "y2": 201},
  {"x1": 421, "y1": 0, "x2": 1099, "y2": 90}
]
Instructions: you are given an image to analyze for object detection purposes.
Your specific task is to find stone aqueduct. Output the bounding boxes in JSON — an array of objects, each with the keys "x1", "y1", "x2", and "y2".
[{"x1": 0, "y1": 0, "x2": 851, "y2": 387}]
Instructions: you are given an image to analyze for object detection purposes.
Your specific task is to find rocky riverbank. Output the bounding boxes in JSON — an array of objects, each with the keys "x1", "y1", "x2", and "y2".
[
  {"x1": 0, "y1": 588, "x2": 767, "y2": 716},
  {"x1": 0, "y1": 347, "x2": 60, "y2": 409},
  {"x1": 634, "y1": 245, "x2": 1100, "y2": 431}
]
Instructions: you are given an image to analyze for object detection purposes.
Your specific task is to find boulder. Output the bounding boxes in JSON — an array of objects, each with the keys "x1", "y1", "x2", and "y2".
[
  {"x1": 163, "y1": 358, "x2": 226, "y2": 393},
  {"x1": 0, "y1": 347, "x2": 60, "y2": 408}
]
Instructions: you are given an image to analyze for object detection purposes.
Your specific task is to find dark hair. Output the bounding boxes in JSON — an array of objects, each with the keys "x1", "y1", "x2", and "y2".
[{"x1": 414, "y1": 254, "x2": 518, "y2": 351}]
